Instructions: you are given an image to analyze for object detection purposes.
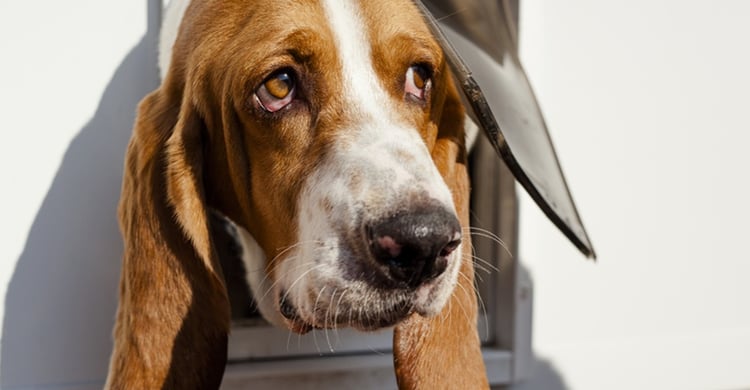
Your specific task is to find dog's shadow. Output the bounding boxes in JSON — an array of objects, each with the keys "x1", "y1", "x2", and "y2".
[{"x1": 0, "y1": 1, "x2": 160, "y2": 388}]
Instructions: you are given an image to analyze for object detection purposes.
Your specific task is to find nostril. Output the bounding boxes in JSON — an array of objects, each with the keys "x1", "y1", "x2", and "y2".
[{"x1": 439, "y1": 237, "x2": 461, "y2": 258}]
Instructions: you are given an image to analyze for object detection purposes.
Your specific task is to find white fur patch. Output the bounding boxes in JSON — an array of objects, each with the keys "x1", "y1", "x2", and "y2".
[
  {"x1": 231, "y1": 221, "x2": 287, "y2": 327},
  {"x1": 320, "y1": 0, "x2": 395, "y2": 121}
]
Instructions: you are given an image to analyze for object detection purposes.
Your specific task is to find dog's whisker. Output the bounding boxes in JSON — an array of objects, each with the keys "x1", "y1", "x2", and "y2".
[
  {"x1": 471, "y1": 262, "x2": 492, "y2": 277},
  {"x1": 440, "y1": 293, "x2": 452, "y2": 327},
  {"x1": 314, "y1": 285, "x2": 327, "y2": 315},
  {"x1": 462, "y1": 226, "x2": 505, "y2": 243},
  {"x1": 277, "y1": 263, "x2": 326, "y2": 317},
  {"x1": 357, "y1": 299, "x2": 365, "y2": 330},
  {"x1": 472, "y1": 269, "x2": 486, "y2": 283},
  {"x1": 334, "y1": 290, "x2": 346, "y2": 324},
  {"x1": 461, "y1": 249, "x2": 500, "y2": 274},
  {"x1": 286, "y1": 325, "x2": 294, "y2": 352},
  {"x1": 257, "y1": 258, "x2": 316, "y2": 304},
  {"x1": 459, "y1": 251, "x2": 493, "y2": 275},
  {"x1": 347, "y1": 291, "x2": 357, "y2": 330},
  {"x1": 311, "y1": 329, "x2": 321, "y2": 355},
  {"x1": 269, "y1": 240, "x2": 324, "y2": 268},
  {"x1": 260, "y1": 239, "x2": 324, "y2": 277},
  {"x1": 464, "y1": 254, "x2": 493, "y2": 276},
  {"x1": 261, "y1": 240, "x2": 340, "y2": 298},
  {"x1": 462, "y1": 227, "x2": 513, "y2": 258},
  {"x1": 324, "y1": 288, "x2": 337, "y2": 353},
  {"x1": 258, "y1": 241, "x2": 322, "y2": 284},
  {"x1": 473, "y1": 255, "x2": 500, "y2": 274},
  {"x1": 244, "y1": 245, "x2": 303, "y2": 274},
  {"x1": 334, "y1": 290, "x2": 347, "y2": 346},
  {"x1": 310, "y1": 286, "x2": 328, "y2": 354},
  {"x1": 256, "y1": 257, "x2": 302, "y2": 299},
  {"x1": 463, "y1": 226, "x2": 503, "y2": 241},
  {"x1": 468, "y1": 236, "x2": 511, "y2": 259},
  {"x1": 458, "y1": 271, "x2": 490, "y2": 340},
  {"x1": 451, "y1": 272, "x2": 473, "y2": 326}
]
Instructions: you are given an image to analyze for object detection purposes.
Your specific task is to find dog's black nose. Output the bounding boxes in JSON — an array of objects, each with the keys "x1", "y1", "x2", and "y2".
[{"x1": 368, "y1": 207, "x2": 461, "y2": 286}]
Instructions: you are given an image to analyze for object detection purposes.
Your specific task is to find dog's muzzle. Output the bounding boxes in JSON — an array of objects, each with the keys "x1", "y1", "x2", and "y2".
[{"x1": 273, "y1": 121, "x2": 464, "y2": 332}]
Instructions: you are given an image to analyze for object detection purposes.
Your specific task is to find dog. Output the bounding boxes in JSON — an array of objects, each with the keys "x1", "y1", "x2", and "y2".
[{"x1": 106, "y1": 0, "x2": 487, "y2": 388}]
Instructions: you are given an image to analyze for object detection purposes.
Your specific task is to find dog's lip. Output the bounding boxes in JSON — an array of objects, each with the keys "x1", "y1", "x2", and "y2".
[
  {"x1": 288, "y1": 318, "x2": 314, "y2": 334},
  {"x1": 289, "y1": 290, "x2": 416, "y2": 331},
  {"x1": 278, "y1": 294, "x2": 314, "y2": 334},
  {"x1": 350, "y1": 305, "x2": 415, "y2": 331}
]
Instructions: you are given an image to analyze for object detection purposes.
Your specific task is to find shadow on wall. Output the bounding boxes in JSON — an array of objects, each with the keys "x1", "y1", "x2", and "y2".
[
  {"x1": 502, "y1": 358, "x2": 570, "y2": 390},
  {"x1": 1, "y1": 1, "x2": 161, "y2": 388}
]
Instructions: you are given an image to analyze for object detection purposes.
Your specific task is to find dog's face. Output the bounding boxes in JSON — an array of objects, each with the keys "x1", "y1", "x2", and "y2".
[{"x1": 173, "y1": 0, "x2": 465, "y2": 333}]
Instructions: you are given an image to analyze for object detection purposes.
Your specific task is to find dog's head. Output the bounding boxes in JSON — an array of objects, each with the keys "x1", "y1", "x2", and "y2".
[
  {"x1": 155, "y1": 0, "x2": 469, "y2": 334},
  {"x1": 109, "y1": 1, "x2": 484, "y2": 387}
]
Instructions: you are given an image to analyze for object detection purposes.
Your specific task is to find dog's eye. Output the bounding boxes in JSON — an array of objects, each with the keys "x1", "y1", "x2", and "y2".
[
  {"x1": 255, "y1": 70, "x2": 296, "y2": 112},
  {"x1": 405, "y1": 64, "x2": 432, "y2": 101}
]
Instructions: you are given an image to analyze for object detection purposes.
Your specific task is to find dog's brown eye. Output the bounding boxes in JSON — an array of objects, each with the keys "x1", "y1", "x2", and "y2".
[
  {"x1": 265, "y1": 73, "x2": 293, "y2": 99},
  {"x1": 255, "y1": 70, "x2": 296, "y2": 112},
  {"x1": 405, "y1": 64, "x2": 431, "y2": 101}
]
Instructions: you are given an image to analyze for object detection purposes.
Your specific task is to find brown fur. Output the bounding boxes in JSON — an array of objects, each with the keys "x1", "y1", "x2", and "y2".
[{"x1": 107, "y1": 0, "x2": 487, "y2": 388}]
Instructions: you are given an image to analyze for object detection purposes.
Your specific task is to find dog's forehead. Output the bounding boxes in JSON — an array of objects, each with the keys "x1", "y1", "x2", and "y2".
[
  {"x1": 355, "y1": 0, "x2": 437, "y2": 40},
  {"x1": 318, "y1": 0, "x2": 440, "y2": 121}
]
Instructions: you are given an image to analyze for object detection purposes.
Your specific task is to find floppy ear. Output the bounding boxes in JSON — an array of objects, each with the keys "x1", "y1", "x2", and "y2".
[
  {"x1": 393, "y1": 78, "x2": 489, "y2": 389},
  {"x1": 105, "y1": 83, "x2": 230, "y2": 389}
]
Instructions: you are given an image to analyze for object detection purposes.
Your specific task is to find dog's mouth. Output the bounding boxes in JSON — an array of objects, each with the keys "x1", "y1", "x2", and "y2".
[{"x1": 276, "y1": 288, "x2": 417, "y2": 334}]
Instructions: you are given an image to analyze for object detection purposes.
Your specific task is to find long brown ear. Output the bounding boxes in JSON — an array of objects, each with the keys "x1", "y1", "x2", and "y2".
[
  {"x1": 393, "y1": 78, "x2": 489, "y2": 389},
  {"x1": 105, "y1": 83, "x2": 230, "y2": 389}
]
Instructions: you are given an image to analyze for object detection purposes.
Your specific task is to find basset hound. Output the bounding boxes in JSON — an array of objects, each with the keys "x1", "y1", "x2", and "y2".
[{"x1": 106, "y1": 0, "x2": 487, "y2": 388}]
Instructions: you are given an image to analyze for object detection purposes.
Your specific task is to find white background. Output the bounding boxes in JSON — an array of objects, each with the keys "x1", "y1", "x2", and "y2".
[
  {"x1": 0, "y1": 1, "x2": 748, "y2": 389},
  {"x1": 518, "y1": 1, "x2": 750, "y2": 389}
]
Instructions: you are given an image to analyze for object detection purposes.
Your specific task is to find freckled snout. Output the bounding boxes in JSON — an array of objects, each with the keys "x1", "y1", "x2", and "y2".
[{"x1": 367, "y1": 206, "x2": 461, "y2": 287}]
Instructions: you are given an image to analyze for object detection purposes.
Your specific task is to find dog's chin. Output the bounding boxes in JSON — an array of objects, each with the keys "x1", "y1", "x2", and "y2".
[
  {"x1": 278, "y1": 297, "x2": 413, "y2": 334},
  {"x1": 282, "y1": 311, "x2": 411, "y2": 335},
  {"x1": 275, "y1": 277, "x2": 453, "y2": 334},
  {"x1": 284, "y1": 317, "x2": 314, "y2": 335}
]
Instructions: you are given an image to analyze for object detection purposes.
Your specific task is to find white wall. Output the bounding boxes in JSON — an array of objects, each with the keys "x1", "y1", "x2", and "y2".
[
  {"x1": 518, "y1": 1, "x2": 750, "y2": 389},
  {"x1": 0, "y1": 1, "x2": 160, "y2": 388}
]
